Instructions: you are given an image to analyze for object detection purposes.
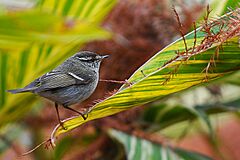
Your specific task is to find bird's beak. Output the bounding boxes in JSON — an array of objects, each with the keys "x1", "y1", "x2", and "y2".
[{"x1": 101, "y1": 55, "x2": 109, "y2": 59}]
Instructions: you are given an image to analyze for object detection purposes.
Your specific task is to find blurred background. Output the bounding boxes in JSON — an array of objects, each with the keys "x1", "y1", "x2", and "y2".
[{"x1": 0, "y1": 0, "x2": 240, "y2": 159}]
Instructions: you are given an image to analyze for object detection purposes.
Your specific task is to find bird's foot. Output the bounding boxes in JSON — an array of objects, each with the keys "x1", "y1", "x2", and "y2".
[
  {"x1": 79, "y1": 107, "x2": 91, "y2": 120},
  {"x1": 81, "y1": 113, "x2": 88, "y2": 120},
  {"x1": 79, "y1": 111, "x2": 88, "y2": 120},
  {"x1": 59, "y1": 121, "x2": 67, "y2": 130}
]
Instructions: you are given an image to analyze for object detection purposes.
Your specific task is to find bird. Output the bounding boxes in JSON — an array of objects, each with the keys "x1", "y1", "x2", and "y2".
[{"x1": 8, "y1": 51, "x2": 109, "y2": 129}]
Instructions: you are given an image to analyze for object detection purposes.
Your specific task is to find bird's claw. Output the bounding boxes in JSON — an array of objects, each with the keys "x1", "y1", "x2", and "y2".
[
  {"x1": 79, "y1": 107, "x2": 91, "y2": 120},
  {"x1": 81, "y1": 114, "x2": 88, "y2": 120},
  {"x1": 59, "y1": 121, "x2": 67, "y2": 130}
]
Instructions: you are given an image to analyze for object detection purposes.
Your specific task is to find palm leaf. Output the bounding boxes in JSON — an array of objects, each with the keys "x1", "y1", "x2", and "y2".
[{"x1": 51, "y1": 9, "x2": 240, "y2": 144}]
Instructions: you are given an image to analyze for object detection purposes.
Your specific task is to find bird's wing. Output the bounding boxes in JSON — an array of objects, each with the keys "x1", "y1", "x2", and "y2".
[{"x1": 34, "y1": 70, "x2": 91, "y2": 92}]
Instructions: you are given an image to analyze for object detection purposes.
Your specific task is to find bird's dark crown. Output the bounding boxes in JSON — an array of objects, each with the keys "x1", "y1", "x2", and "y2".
[{"x1": 74, "y1": 51, "x2": 100, "y2": 62}]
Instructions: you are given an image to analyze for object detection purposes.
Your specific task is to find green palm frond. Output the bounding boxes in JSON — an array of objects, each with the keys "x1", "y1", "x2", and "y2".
[{"x1": 51, "y1": 8, "x2": 240, "y2": 143}]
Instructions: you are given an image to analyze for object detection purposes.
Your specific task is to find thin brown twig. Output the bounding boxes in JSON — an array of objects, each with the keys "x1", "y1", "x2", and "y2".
[
  {"x1": 192, "y1": 22, "x2": 197, "y2": 54},
  {"x1": 100, "y1": 79, "x2": 132, "y2": 86},
  {"x1": 21, "y1": 138, "x2": 52, "y2": 156},
  {"x1": 202, "y1": 60, "x2": 211, "y2": 81},
  {"x1": 163, "y1": 7, "x2": 239, "y2": 84},
  {"x1": 100, "y1": 79, "x2": 125, "y2": 84},
  {"x1": 172, "y1": 6, "x2": 188, "y2": 55}
]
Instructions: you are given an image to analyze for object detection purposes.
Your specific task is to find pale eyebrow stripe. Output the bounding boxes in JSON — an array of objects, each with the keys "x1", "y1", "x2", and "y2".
[
  {"x1": 68, "y1": 72, "x2": 84, "y2": 81},
  {"x1": 76, "y1": 57, "x2": 89, "y2": 61}
]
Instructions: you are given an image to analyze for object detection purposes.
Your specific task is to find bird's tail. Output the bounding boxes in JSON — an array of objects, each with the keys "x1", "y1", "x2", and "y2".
[{"x1": 7, "y1": 88, "x2": 33, "y2": 94}]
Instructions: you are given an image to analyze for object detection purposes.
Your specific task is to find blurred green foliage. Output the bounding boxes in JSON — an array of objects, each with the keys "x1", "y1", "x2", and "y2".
[
  {"x1": 0, "y1": 0, "x2": 116, "y2": 127},
  {"x1": 109, "y1": 129, "x2": 212, "y2": 160},
  {"x1": 0, "y1": 0, "x2": 239, "y2": 159}
]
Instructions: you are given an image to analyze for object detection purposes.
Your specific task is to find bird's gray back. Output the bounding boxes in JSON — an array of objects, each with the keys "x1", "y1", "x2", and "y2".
[{"x1": 37, "y1": 57, "x2": 99, "y2": 106}]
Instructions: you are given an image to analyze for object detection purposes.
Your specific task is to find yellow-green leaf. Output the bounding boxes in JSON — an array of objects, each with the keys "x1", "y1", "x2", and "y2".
[{"x1": 51, "y1": 9, "x2": 240, "y2": 144}]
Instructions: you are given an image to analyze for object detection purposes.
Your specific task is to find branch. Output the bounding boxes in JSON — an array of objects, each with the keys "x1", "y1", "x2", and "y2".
[
  {"x1": 173, "y1": 6, "x2": 188, "y2": 55},
  {"x1": 21, "y1": 138, "x2": 52, "y2": 156},
  {"x1": 99, "y1": 79, "x2": 132, "y2": 86}
]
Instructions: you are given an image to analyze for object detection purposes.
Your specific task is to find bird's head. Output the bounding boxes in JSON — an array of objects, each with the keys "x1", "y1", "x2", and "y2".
[{"x1": 72, "y1": 51, "x2": 109, "y2": 70}]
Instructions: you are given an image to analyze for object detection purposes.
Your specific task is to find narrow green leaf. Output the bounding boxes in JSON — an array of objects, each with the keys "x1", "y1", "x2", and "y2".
[
  {"x1": 74, "y1": 0, "x2": 88, "y2": 18},
  {"x1": 143, "y1": 104, "x2": 196, "y2": 130},
  {"x1": 194, "y1": 109, "x2": 214, "y2": 140},
  {"x1": 0, "y1": 52, "x2": 7, "y2": 107},
  {"x1": 40, "y1": 0, "x2": 117, "y2": 23},
  {"x1": 17, "y1": 48, "x2": 30, "y2": 85},
  {"x1": 80, "y1": 0, "x2": 98, "y2": 19},
  {"x1": 61, "y1": 0, "x2": 74, "y2": 16},
  {"x1": 109, "y1": 129, "x2": 212, "y2": 160},
  {"x1": 174, "y1": 148, "x2": 212, "y2": 160},
  {"x1": 142, "y1": 89, "x2": 240, "y2": 138}
]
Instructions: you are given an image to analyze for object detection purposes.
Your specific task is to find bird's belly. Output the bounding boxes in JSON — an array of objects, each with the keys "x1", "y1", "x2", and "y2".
[{"x1": 38, "y1": 80, "x2": 98, "y2": 106}]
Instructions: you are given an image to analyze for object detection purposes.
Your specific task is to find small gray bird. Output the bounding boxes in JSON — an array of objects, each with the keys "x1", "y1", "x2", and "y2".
[{"x1": 8, "y1": 51, "x2": 108, "y2": 129}]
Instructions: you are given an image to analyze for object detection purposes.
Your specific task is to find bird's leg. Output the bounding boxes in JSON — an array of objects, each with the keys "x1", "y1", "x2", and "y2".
[
  {"x1": 99, "y1": 79, "x2": 133, "y2": 87},
  {"x1": 55, "y1": 103, "x2": 67, "y2": 130},
  {"x1": 63, "y1": 105, "x2": 88, "y2": 120}
]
